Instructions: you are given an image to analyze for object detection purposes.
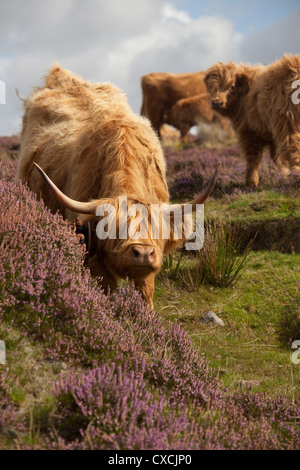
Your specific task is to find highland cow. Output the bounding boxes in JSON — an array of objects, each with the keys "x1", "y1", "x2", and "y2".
[
  {"x1": 17, "y1": 65, "x2": 219, "y2": 306},
  {"x1": 140, "y1": 71, "x2": 207, "y2": 137},
  {"x1": 204, "y1": 54, "x2": 300, "y2": 186}
]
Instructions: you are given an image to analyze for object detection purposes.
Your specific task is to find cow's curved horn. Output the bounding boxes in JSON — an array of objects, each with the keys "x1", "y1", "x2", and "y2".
[
  {"x1": 33, "y1": 162, "x2": 99, "y2": 214},
  {"x1": 186, "y1": 162, "x2": 220, "y2": 210}
]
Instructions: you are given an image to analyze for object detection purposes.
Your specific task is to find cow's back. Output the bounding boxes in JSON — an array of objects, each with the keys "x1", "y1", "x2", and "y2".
[
  {"x1": 18, "y1": 65, "x2": 169, "y2": 219},
  {"x1": 141, "y1": 71, "x2": 206, "y2": 106}
]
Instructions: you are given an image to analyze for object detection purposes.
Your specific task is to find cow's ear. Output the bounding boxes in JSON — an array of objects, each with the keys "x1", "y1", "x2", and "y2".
[{"x1": 235, "y1": 73, "x2": 251, "y2": 90}]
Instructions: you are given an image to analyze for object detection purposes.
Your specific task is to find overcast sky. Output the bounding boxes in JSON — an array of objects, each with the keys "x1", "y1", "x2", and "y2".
[{"x1": 0, "y1": 0, "x2": 299, "y2": 136}]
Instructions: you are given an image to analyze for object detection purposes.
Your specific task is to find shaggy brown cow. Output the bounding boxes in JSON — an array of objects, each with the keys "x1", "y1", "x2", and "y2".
[
  {"x1": 204, "y1": 54, "x2": 300, "y2": 186},
  {"x1": 18, "y1": 65, "x2": 219, "y2": 306},
  {"x1": 140, "y1": 71, "x2": 207, "y2": 137}
]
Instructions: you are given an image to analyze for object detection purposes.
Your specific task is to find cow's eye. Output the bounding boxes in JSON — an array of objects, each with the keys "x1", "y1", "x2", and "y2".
[{"x1": 230, "y1": 85, "x2": 235, "y2": 90}]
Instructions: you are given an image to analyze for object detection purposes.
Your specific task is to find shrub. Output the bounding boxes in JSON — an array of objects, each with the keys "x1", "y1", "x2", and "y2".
[
  {"x1": 195, "y1": 220, "x2": 255, "y2": 288},
  {"x1": 1, "y1": 158, "x2": 300, "y2": 450},
  {"x1": 164, "y1": 221, "x2": 254, "y2": 289},
  {"x1": 164, "y1": 146, "x2": 299, "y2": 199}
]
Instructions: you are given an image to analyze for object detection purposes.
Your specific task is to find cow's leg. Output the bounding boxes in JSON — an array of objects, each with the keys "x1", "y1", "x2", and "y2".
[
  {"x1": 134, "y1": 273, "x2": 155, "y2": 307},
  {"x1": 239, "y1": 133, "x2": 265, "y2": 187},
  {"x1": 144, "y1": 102, "x2": 163, "y2": 137},
  {"x1": 275, "y1": 138, "x2": 300, "y2": 176},
  {"x1": 181, "y1": 134, "x2": 188, "y2": 144},
  {"x1": 245, "y1": 151, "x2": 263, "y2": 187},
  {"x1": 179, "y1": 123, "x2": 190, "y2": 144}
]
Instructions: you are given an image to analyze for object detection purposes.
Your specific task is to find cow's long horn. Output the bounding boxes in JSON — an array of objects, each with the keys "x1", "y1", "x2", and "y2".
[
  {"x1": 33, "y1": 162, "x2": 99, "y2": 214},
  {"x1": 187, "y1": 162, "x2": 220, "y2": 210}
]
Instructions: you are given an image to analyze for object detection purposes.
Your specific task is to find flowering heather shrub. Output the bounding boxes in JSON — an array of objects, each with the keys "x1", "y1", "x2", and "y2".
[
  {"x1": 0, "y1": 161, "x2": 142, "y2": 366},
  {"x1": 0, "y1": 155, "x2": 17, "y2": 182},
  {"x1": 1, "y1": 158, "x2": 300, "y2": 449},
  {"x1": 52, "y1": 363, "x2": 199, "y2": 450},
  {"x1": 233, "y1": 391, "x2": 300, "y2": 449},
  {"x1": 109, "y1": 285, "x2": 222, "y2": 408},
  {"x1": 51, "y1": 360, "x2": 298, "y2": 450},
  {"x1": 0, "y1": 135, "x2": 20, "y2": 156},
  {"x1": 165, "y1": 146, "x2": 299, "y2": 199}
]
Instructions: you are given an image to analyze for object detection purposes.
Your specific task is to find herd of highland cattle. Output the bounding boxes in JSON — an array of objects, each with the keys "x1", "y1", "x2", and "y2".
[{"x1": 15, "y1": 53, "x2": 300, "y2": 304}]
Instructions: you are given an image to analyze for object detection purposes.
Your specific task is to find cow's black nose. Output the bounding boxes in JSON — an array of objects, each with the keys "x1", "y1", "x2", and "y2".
[
  {"x1": 131, "y1": 245, "x2": 157, "y2": 266},
  {"x1": 132, "y1": 246, "x2": 141, "y2": 258},
  {"x1": 212, "y1": 99, "x2": 223, "y2": 107}
]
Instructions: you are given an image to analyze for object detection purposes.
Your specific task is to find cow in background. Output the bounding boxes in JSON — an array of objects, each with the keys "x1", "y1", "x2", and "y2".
[
  {"x1": 204, "y1": 54, "x2": 300, "y2": 186},
  {"x1": 140, "y1": 71, "x2": 207, "y2": 137}
]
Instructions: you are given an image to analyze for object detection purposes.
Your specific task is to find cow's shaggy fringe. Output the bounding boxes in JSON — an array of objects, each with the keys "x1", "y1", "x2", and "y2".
[{"x1": 1, "y1": 160, "x2": 300, "y2": 449}]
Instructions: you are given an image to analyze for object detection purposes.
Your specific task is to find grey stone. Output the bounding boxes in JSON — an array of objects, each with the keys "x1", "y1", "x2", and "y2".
[
  {"x1": 199, "y1": 311, "x2": 224, "y2": 326},
  {"x1": 238, "y1": 380, "x2": 260, "y2": 389},
  {"x1": 46, "y1": 359, "x2": 68, "y2": 370}
]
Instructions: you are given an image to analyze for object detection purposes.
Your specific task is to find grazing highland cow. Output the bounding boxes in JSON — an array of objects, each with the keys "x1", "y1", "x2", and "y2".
[
  {"x1": 204, "y1": 54, "x2": 300, "y2": 186},
  {"x1": 17, "y1": 65, "x2": 219, "y2": 306},
  {"x1": 140, "y1": 71, "x2": 207, "y2": 137}
]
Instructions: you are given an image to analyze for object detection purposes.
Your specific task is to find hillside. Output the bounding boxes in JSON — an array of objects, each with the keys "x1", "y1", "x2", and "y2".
[{"x1": 0, "y1": 139, "x2": 299, "y2": 450}]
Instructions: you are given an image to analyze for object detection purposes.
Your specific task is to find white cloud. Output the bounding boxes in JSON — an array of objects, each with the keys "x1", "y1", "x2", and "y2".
[
  {"x1": 0, "y1": 0, "x2": 298, "y2": 136},
  {"x1": 161, "y1": 3, "x2": 191, "y2": 24},
  {"x1": 123, "y1": 14, "x2": 242, "y2": 111},
  {"x1": 240, "y1": 8, "x2": 300, "y2": 64}
]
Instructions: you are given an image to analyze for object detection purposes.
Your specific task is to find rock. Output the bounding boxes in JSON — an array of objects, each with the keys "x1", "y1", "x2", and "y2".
[
  {"x1": 199, "y1": 311, "x2": 224, "y2": 326},
  {"x1": 45, "y1": 359, "x2": 68, "y2": 370},
  {"x1": 238, "y1": 380, "x2": 260, "y2": 390}
]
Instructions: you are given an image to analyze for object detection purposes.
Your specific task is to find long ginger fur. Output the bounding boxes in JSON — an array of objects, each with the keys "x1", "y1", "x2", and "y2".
[{"x1": 204, "y1": 54, "x2": 300, "y2": 186}]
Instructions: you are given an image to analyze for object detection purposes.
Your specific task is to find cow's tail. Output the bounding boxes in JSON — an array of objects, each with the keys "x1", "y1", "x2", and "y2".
[{"x1": 16, "y1": 88, "x2": 27, "y2": 102}]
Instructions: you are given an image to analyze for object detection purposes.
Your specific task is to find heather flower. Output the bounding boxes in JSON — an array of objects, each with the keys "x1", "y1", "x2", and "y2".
[
  {"x1": 165, "y1": 146, "x2": 299, "y2": 199},
  {"x1": 53, "y1": 363, "x2": 198, "y2": 450},
  {"x1": 1, "y1": 156, "x2": 299, "y2": 450}
]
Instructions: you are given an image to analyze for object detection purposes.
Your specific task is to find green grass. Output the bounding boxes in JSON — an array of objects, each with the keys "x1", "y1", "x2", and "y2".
[
  {"x1": 207, "y1": 190, "x2": 300, "y2": 223},
  {"x1": 0, "y1": 322, "x2": 64, "y2": 447},
  {"x1": 204, "y1": 190, "x2": 300, "y2": 254},
  {"x1": 1, "y1": 154, "x2": 299, "y2": 447},
  {"x1": 154, "y1": 250, "x2": 300, "y2": 399}
]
